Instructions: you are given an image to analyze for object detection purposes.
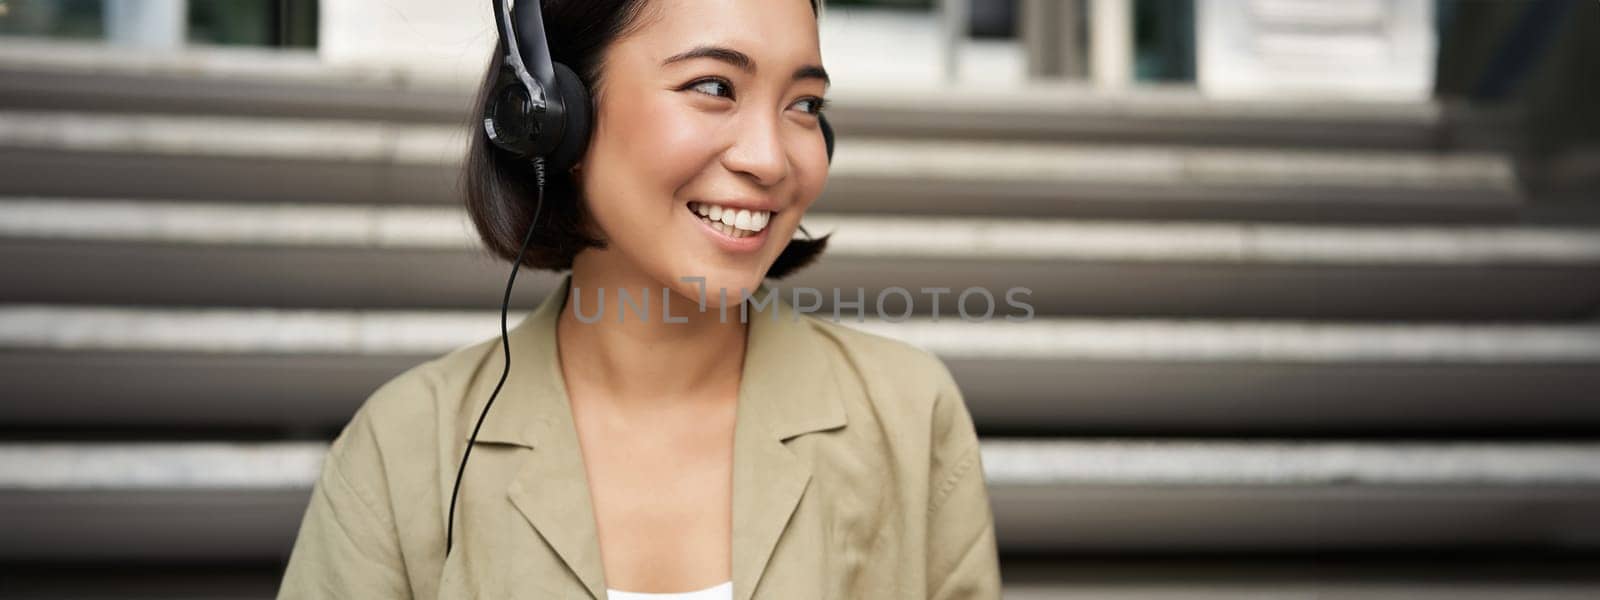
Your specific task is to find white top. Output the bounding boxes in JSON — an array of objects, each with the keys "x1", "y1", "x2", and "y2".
[{"x1": 606, "y1": 580, "x2": 733, "y2": 600}]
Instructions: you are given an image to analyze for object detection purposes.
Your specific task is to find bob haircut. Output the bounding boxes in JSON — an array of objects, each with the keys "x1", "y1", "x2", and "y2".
[{"x1": 463, "y1": 0, "x2": 828, "y2": 280}]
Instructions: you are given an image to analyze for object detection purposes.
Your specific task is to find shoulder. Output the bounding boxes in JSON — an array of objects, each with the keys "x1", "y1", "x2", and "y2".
[
  {"x1": 324, "y1": 336, "x2": 500, "y2": 483},
  {"x1": 350, "y1": 338, "x2": 491, "y2": 432},
  {"x1": 802, "y1": 315, "x2": 958, "y2": 396},
  {"x1": 797, "y1": 314, "x2": 972, "y2": 442}
]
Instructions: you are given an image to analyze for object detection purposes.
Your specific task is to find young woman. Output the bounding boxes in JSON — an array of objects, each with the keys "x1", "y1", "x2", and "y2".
[{"x1": 278, "y1": 0, "x2": 1000, "y2": 598}]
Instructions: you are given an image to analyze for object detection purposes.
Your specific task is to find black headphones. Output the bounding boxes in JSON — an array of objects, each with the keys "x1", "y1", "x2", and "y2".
[
  {"x1": 448, "y1": 0, "x2": 836, "y2": 557},
  {"x1": 482, "y1": 0, "x2": 591, "y2": 170}
]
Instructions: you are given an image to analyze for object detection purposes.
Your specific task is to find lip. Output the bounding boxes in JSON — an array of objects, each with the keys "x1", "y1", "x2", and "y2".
[{"x1": 686, "y1": 203, "x2": 771, "y2": 253}]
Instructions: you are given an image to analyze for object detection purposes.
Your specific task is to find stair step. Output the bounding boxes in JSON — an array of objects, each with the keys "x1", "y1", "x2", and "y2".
[
  {"x1": 0, "y1": 40, "x2": 1512, "y2": 150},
  {"x1": 0, "y1": 112, "x2": 1522, "y2": 222},
  {"x1": 2, "y1": 306, "x2": 1597, "y2": 433},
  {"x1": 6, "y1": 199, "x2": 1596, "y2": 318},
  {"x1": 825, "y1": 86, "x2": 1496, "y2": 150},
  {"x1": 2, "y1": 441, "x2": 1596, "y2": 560},
  {"x1": 999, "y1": 556, "x2": 1600, "y2": 599},
  {"x1": 5, "y1": 558, "x2": 1599, "y2": 599},
  {"x1": 825, "y1": 139, "x2": 1519, "y2": 221}
]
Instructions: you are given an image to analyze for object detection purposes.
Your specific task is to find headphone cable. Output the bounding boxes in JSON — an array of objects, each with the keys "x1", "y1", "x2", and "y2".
[{"x1": 447, "y1": 157, "x2": 547, "y2": 556}]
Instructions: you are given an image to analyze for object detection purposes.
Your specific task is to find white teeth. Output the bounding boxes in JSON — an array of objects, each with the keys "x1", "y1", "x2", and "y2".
[
  {"x1": 716, "y1": 221, "x2": 745, "y2": 237},
  {"x1": 690, "y1": 201, "x2": 772, "y2": 235}
]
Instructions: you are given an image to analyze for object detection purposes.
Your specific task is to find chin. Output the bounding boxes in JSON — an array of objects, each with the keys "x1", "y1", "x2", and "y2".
[{"x1": 665, "y1": 268, "x2": 768, "y2": 311}]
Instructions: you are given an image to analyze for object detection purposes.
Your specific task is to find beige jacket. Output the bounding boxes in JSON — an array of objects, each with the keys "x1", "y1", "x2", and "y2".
[{"x1": 278, "y1": 275, "x2": 1002, "y2": 599}]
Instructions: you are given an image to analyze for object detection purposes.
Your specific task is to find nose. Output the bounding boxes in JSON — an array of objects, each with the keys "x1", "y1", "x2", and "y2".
[{"x1": 720, "y1": 111, "x2": 789, "y2": 188}]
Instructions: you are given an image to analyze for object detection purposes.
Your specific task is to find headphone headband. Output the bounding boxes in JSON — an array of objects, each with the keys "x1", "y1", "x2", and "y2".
[
  {"x1": 495, "y1": 0, "x2": 551, "y2": 109},
  {"x1": 486, "y1": 0, "x2": 585, "y2": 166}
]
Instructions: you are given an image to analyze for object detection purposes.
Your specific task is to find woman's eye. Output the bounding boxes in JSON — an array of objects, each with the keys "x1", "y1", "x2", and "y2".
[
  {"x1": 688, "y1": 78, "x2": 733, "y2": 99},
  {"x1": 794, "y1": 96, "x2": 828, "y2": 116}
]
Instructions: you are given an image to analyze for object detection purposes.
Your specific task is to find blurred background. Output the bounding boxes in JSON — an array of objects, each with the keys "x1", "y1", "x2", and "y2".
[{"x1": 1, "y1": 0, "x2": 1598, "y2": 597}]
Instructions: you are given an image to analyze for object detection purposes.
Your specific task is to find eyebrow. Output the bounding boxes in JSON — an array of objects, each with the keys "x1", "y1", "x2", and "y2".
[{"x1": 662, "y1": 45, "x2": 830, "y2": 87}]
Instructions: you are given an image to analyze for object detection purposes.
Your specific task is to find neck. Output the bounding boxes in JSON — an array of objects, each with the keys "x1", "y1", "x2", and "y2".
[{"x1": 556, "y1": 264, "x2": 748, "y2": 410}]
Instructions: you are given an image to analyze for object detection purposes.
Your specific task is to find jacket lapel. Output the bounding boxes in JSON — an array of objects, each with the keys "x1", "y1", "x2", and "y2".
[
  {"x1": 468, "y1": 274, "x2": 608, "y2": 600},
  {"x1": 467, "y1": 277, "x2": 847, "y2": 600},
  {"x1": 732, "y1": 285, "x2": 849, "y2": 600}
]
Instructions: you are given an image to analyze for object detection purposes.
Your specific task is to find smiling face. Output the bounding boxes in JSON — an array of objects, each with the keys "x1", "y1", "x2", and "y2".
[{"x1": 570, "y1": 0, "x2": 830, "y2": 307}]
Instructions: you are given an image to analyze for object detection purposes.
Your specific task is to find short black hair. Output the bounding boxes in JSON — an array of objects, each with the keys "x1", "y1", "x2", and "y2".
[{"x1": 462, "y1": 0, "x2": 828, "y2": 279}]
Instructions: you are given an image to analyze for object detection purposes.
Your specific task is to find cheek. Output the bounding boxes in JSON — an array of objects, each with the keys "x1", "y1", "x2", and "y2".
[
  {"x1": 583, "y1": 95, "x2": 718, "y2": 230},
  {"x1": 611, "y1": 95, "x2": 718, "y2": 182},
  {"x1": 801, "y1": 147, "x2": 830, "y2": 204},
  {"x1": 788, "y1": 137, "x2": 831, "y2": 213}
]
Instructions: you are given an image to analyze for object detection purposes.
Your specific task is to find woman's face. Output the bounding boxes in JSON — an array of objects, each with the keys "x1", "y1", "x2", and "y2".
[{"x1": 572, "y1": 0, "x2": 830, "y2": 308}]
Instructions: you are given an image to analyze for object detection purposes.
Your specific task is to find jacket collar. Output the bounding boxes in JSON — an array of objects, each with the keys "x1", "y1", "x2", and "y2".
[{"x1": 467, "y1": 274, "x2": 847, "y2": 600}]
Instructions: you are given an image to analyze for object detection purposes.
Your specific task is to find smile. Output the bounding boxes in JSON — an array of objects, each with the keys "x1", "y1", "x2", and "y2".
[{"x1": 688, "y1": 201, "x2": 772, "y2": 239}]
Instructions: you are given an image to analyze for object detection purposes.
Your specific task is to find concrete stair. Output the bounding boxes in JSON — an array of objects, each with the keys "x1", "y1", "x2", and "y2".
[
  {"x1": 1, "y1": 42, "x2": 1597, "y2": 597},
  {"x1": 6, "y1": 198, "x2": 1597, "y2": 318},
  {"x1": 0, "y1": 39, "x2": 1517, "y2": 149},
  {"x1": 0, "y1": 111, "x2": 1524, "y2": 222},
  {"x1": 5, "y1": 560, "x2": 1600, "y2": 599},
  {"x1": 5, "y1": 441, "x2": 1599, "y2": 560},
  {"x1": 4, "y1": 306, "x2": 1600, "y2": 434}
]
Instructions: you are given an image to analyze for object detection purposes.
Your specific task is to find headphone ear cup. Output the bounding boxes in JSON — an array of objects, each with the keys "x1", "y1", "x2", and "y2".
[
  {"x1": 545, "y1": 62, "x2": 592, "y2": 172},
  {"x1": 484, "y1": 73, "x2": 538, "y2": 158},
  {"x1": 819, "y1": 113, "x2": 835, "y2": 165}
]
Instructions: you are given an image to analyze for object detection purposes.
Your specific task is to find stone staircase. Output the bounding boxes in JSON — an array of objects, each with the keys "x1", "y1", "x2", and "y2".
[{"x1": 2, "y1": 41, "x2": 1599, "y2": 597}]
